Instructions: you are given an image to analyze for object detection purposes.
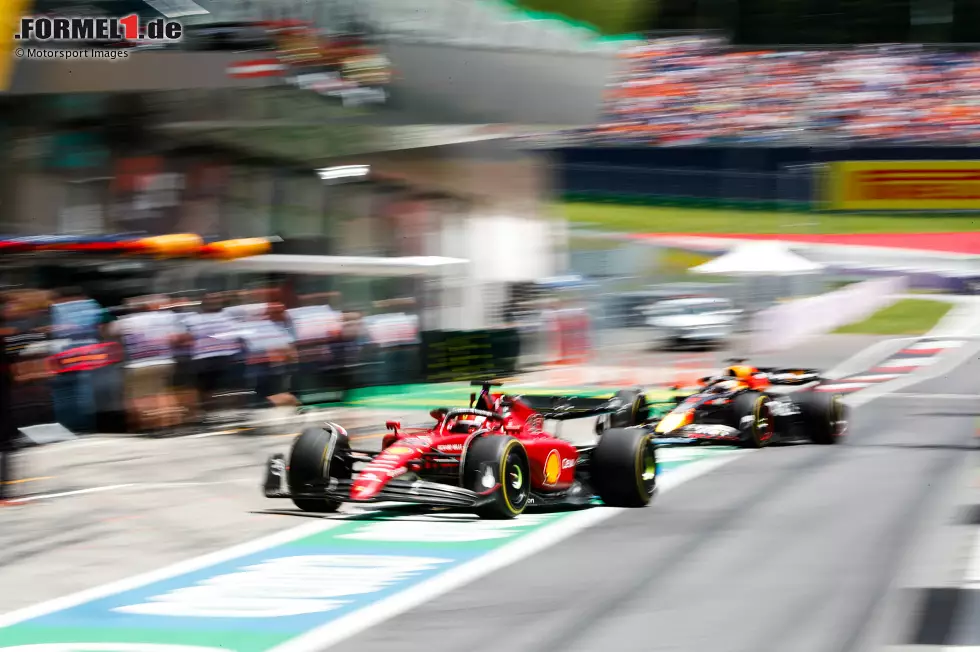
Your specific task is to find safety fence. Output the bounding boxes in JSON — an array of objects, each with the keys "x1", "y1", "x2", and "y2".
[{"x1": 553, "y1": 145, "x2": 980, "y2": 211}]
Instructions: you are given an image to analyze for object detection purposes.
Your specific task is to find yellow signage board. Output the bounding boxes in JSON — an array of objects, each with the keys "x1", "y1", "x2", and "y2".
[
  {"x1": 827, "y1": 160, "x2": 980, "y2": 211},
  {"x1": 0, "y1": 0, "x2": 31, "y2": 91}
]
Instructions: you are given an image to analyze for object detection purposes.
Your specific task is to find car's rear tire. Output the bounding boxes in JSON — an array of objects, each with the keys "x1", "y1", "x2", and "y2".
[
  {"x1": 797, "y1": 391, "x2": 847, "y2": 445},
  {"x1": 733, "y1": 391, "x2": 774, "y2": 448},
  {"x1": 463, "y1": 435, "x2": 530, "y2": 519},
  {"x1": 609, "y1": 389, "x2": 648, "y2": 429},
  {"x1": 590, "y1": 428, "x2": 657, "y2": 507},
  {"x1": 287, "y1": 426, "x2": 350, "y2": 513}
]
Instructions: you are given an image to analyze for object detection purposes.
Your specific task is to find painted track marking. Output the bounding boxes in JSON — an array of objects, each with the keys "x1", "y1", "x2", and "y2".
[
  {"x1": 4, "y1": 480, "x2": 256, "y2": 504},
  {"x1": 0, "y1": 452, "x2": 744, "y2": 648},
  {"x1": 0, "y1": 520, "x2": 342, "y2": 628},
  {"x1": 268, "y1": 451, "x2": 747, "y2": 652},
  {"x1": 848, "y1": 338, "x2": 980, "y2": 409}
]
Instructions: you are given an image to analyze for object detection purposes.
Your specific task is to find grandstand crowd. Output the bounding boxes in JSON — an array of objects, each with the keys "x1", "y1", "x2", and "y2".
[{"x1": 585, "y1": 36, "x2": 980, "y2": 145}]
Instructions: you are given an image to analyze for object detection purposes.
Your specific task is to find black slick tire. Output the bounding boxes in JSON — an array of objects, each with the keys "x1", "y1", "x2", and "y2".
[
  {"x1": 733, "y1": 391, "x2": 774, "y2": 449},
  {"x1": 796, "y1": 391, "x2": 847, "y2": 445},
  {"x1": 590, "y1": 427, "x2": 657, "y2": 507},
  {"x1": 287, "y1": 426, "x2": 350, "y2": 513},
  {"x1": 463, "y1": 435, "x2": 530, "y2": 519},
  {"x1": 610, "y1": 389, "x2": 649, "y2": 429}
]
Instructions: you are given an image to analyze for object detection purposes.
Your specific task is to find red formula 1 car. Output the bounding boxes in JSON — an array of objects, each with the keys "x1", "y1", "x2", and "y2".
[{"x1": 263, "y1": 381, "x2": 655, "y2": 519}]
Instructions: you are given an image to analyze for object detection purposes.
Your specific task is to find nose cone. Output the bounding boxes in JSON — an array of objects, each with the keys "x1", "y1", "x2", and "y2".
[
  {"x1": 350, "y1": 473, "x2": 385, "y2": 500},
  {"x1": 350, "y1": 441, "x2": 424, "y2": 500},
  {"x1": 655, "y1": 409, "x2": 693, "y2": 434}
]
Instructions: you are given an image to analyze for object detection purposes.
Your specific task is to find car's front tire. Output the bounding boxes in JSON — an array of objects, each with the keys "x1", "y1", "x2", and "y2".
[
  {"x1": 609, "y1": 389, "x2": 649, "y2": 429},
  {"x1": 590, "y1": 427, "x2": 657, "y2": 507},
  {"x1": 463, "y1": 435, "x2": 531, "y2": 519},
  {"x1": 733, "y1": 391, "x2": 774, "y2": 448},
  {"x1": 287, "y1": 426, "x2": 350, "y2": 513}
]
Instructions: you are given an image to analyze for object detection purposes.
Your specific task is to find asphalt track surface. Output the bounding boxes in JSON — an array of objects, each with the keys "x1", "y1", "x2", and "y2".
[{"x1": 0, "y1": 332, "x2": 976, "y2": 652}]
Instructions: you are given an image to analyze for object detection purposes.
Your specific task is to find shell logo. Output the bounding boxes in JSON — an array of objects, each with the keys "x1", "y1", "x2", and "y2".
[{"x1": 543, "y1": 450, "x2": 561, "y2": 485}]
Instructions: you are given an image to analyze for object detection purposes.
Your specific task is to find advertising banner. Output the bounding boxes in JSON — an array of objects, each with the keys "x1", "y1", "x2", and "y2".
[{"x1": 827, "y1": 161, "x2": 980, "y2": 211}]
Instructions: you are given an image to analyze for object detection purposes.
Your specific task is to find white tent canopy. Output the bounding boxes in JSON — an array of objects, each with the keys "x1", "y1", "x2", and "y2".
[{"x1": 689, "y1": 241, "x2": 825, "y2": 276}]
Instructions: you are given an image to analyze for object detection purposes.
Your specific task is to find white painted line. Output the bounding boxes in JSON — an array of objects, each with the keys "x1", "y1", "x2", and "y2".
[
  {"x1": 904, "y1": 340, "x2": 964, "y2": 351},
  {"x1": 0, "y1": 520, "x2": 343, "y2": 628},
  {"x1": 876, "y1": 357, "x2": 937, "y2": 369},
  {"x1": 848, "y1": 374, "x2": 903, "y2": 383},
  {"x1": 269, "y1": 451, "x2": 748, "y2": 652},
  {"x1": 185, "y1": 430, "x2": 240, "y2": 439},
  {"x1": 819, "y1": 382, "x2": 874, "y2": 392},
  {"x1": 6, "y1": 484, "x2": 136, "y2": 504},
  {"x1": 885, "y1": 393, "x2": 979, "y2": 400},
  {"x1": 5, "y1": 480, "x2": 258, "y2": 504}
]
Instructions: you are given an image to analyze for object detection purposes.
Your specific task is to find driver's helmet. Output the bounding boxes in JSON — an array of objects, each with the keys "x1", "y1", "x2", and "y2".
[
  {"x1": 708, "y1": 379, "x2": 741, "y2": 393},
  {"x1": 450, "y1": 415, "x2": 488, "y2": 434},
  {"x1": 726, "y1": 365, "x2": 755, "y2": 380}
]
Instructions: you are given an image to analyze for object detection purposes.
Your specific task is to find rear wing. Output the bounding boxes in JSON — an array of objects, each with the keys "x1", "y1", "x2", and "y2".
[{"x1": 514, "y1": 394, "x2": 628, "y2": 421}]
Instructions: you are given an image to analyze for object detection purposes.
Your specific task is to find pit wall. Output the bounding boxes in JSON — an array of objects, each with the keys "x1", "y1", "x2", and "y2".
[{"x1": 747, "y1": 276, "x2": 909, "y2": 353}]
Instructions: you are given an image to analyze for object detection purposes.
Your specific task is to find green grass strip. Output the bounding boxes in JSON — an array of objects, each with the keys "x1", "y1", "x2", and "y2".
[{"x1": 833, "y1": 298, "x2": 953, "y2": 335}]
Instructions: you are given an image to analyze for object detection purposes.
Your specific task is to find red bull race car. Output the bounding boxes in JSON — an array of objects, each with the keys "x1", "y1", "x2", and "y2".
[
  {"x1": 633, "y1": 359, "x2": 848, "y2": 448},
  {"x1": 263, "y1": 381, "x2": 655, "y2": 519}
]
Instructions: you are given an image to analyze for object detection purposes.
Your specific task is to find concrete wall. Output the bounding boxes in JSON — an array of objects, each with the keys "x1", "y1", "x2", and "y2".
[
  {"x1": 9, "y1": 52, "x2": 280, "y2": 94},
  {"x1": 381, "y1": 42, "x2": 623, "y2": 126}
]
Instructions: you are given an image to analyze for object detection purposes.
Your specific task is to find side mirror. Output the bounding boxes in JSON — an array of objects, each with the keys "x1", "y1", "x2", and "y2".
[
  {"x1": 504, "y1": 425, "x2": 521, "y2": 434},
  {"x1": 385, "y1": 420, "x2": 401, "y2": 431}
]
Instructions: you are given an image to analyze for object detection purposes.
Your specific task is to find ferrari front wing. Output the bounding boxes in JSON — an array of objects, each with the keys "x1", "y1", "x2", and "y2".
[{"x1": 263, "y1": 454, "x2": 494, "y2": 509}]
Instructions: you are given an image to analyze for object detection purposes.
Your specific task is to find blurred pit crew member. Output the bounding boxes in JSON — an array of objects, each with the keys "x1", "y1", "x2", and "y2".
[
  {"x1": 111, "y1": 295, "x2": 183, "y2": 432},
  {"x1": 181, "y1": 293, "x2": 246, "y2": 416},
  {"x1": 239, "y1": 302, "x2": 299, "y2": 409},
  {"x1": 49, "y1": 287, "x2": 105, "y2": 433},
  {"x1": 7, "y1": 291, "x2": 55, "y2": 433}
]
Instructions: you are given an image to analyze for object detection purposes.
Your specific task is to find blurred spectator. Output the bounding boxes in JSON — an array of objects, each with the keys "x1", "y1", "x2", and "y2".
[
  {"x1": 238, "y1": 303, "x2": 298, "y2": 408},
  {"x1": 112, "y1": 295, "x2": 183, "y2": 432},
  {"x1": 49, "y1": 287, "x2": 105, "y2": 433},
  {"x1": 172, "y1": 330, "x2": 199, "y2": 425},
  {"x1": 182, "y1": 293, "x2": 246, "y2": 416},
  {"x1": 582, "y1": 37, "x2": 980, "y2": 145},
  {"x1": 6, "y1": 291, "x2": 55, "y2": 436},
  {"x1": 332, "y1": 312, "x2": 365, "y2": 393}
]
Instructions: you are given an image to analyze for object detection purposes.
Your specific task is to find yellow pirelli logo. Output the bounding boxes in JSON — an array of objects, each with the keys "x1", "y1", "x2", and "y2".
[{"x1": 827, "y1": 161, "x2": 980, "y2": 210}]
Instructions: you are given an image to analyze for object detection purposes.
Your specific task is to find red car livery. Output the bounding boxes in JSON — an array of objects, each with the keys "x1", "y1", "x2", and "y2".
[{"x1": 264, "y1": 381, "x2": 656, "y2": 519}]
